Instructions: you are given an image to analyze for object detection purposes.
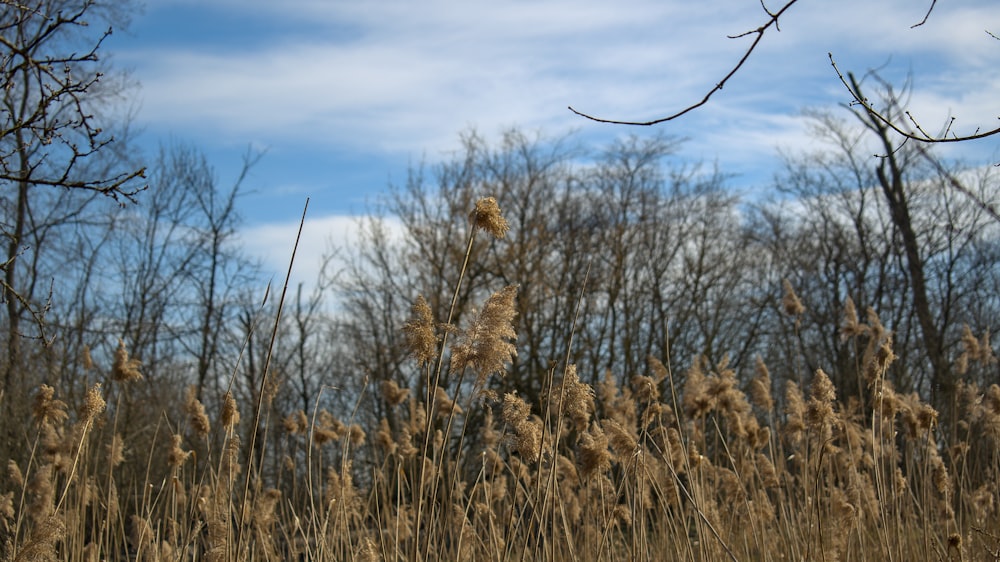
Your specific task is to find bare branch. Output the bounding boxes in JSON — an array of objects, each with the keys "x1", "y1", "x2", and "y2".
[
  {"x1": 911, "y1": 0, "x2": 938, "y2": 28},
  {"x1": 568, "y1": 0, "x2": 802, "y2": 126},
  {"x1": 571, "y1": 0, "x2": 995, "y2": 136},
  {"x1": 830, "y1": 54, "x2": 1000, "y2": 143}
]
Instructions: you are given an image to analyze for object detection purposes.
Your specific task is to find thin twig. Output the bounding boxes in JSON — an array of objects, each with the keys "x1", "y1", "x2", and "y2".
[
  {"x1": 830, "y1": 54, "x2": 1000, "y2": 143},
  {"x1": 910, "y1": 0, "x2": 937, "y2": 28},
  {"x1": 568, "y1": 0, "x2": 802, "y2": 126}
]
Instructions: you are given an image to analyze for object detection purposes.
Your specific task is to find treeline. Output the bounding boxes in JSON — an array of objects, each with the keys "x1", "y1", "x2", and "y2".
[{"x1": 339, "y1": 123, "x2": 1000, "y2": 447}]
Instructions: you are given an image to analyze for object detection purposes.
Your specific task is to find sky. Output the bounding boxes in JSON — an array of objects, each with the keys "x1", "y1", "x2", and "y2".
[{"x1": 110, "y1": 0, "x2": 1000, "y2": 285}]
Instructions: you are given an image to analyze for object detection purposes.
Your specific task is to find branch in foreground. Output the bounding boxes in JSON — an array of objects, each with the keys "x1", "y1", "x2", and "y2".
[
  {"x1": 831, "y1": 54, "x2": 1000, "y2": 144},
  {"x1": 910, "y1": 0, "x2": 938, "y2": 28},
  {"x1": 568, "y1": 0, "x2": 802, "y2": 126}
]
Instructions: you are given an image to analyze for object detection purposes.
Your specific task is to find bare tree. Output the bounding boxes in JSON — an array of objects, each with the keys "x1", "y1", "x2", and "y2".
[
  {"x1": 338, "y1": 128, "x2": 773, "y2": 443},
  {"x1": 0, "y1": 0, "x2": 145, "y2": 384},
  {"x1": 752, "y1": 104, "x2": 1000, "y2": 420}
]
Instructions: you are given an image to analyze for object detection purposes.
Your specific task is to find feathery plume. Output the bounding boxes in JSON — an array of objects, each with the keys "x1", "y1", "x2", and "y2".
[
  {"x1": 450, "y1": 285, "x2": 519, "y2": 384},
  {"x1": 578, "y1": 422, "x2": 612, "y2": 479},
  {"x1": 80, "y1": 383, "x2": 105, "y2": 424},
  {"x1": 683, "y1": 356, "x2": 712, "y2": 419},
  {"x1": 7, "y1": 460, "x2": 23, "y2": 489},
  {"x1": 805, "y1": 369, "x2": 837, "y2": 439},
  {"x1": 781, "y1": 279, "x2": 805, "y2": 317},
  {"x1": 167, "y1": 434, "x2": 192, "y2": 469},
  {"x1": 221, "y1": 391, "x2": 240, "y2": 429},
  {"x1": 380, "y1": 380, "x2": 410, "y2": 406},
  {"x1": 784, "y1": 381, "x2": 806, "y2": 444},
  {"x1": 434, "y1": 386, "x2": 463, "y2": 417},
  {"x1": 375, "y1": 418, "x2": 396, "y2": 455},
  {"x1": 81, "y1": 344, "x2": 94, "y2": 371},
  {"x1": 32, "y1": 385, "x2": 68, "y2": 427},
  {"x1": 0, "y1": 491, "x2": 12, "y2": 521},
  {"x1": 840, "y1": 297, "x2": 866, "y2": 340},
  {"x1": 556, "y1": 364, "x2": 595, "y2": 432},
  {"x1": 403, "y1": 295, "x2": 438, "y2": 365},
  {"x1": 184, "y1": 386, "x2": 210, "y2": 437},
  {"x1": 602, "y1": 418, "x2": 638, "y2": 459},
  {"x1": 470, "y1": 196, "x2": 510, "y2": 239},
  {"x1": 282, "y1": 410, "x2": 308, "y2": 435},
  {"x1": 500, "y1": 392, "x2": 541, "y2": 463},
  {"x1": 749, "y1": 356, "x2": 773, "y2": 413},
  {"x1": 111, "y1": 339, "x2": 143, "y2": 382},
  {"x1": 107, "y1": 434, "x2": 125, "y2": 468}
]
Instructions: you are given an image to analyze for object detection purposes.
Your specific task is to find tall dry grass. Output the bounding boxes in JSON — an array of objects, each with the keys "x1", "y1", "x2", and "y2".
[{"x1": 2, "y1": 196, "x2": 999, "y2": 561}]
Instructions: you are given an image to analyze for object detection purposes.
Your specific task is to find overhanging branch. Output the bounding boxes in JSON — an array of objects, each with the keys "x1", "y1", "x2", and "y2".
[
  {"x1": 831, "y1": 54, "x2": 1000, "y2": 143},
  {"x1": 568, "y1": 0, "x2": 802, "y2": 126}
]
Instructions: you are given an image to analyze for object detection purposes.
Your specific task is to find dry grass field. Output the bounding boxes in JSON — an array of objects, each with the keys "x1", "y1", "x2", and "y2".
[{"x1": 2, "y1": 197, "x2": 999, "y2": 562}]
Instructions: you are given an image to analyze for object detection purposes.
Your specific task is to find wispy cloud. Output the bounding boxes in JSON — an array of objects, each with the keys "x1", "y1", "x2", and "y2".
[
  {"x1": 126, "y1": 0, "x2": 998, "y2": 156},
  {"x1": 124, "y1": 0, "x2": 999, "y2": 280},
  {"x1": 241, "y1": 213, "x2": 406, "y2": 291}
]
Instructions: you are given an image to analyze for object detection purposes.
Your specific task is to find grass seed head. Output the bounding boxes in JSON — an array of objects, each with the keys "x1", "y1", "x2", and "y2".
[
  {"x1": 184, "y1": 386, "x2": 210, "y2": 437},
  {"x1": 749, "y1": 357, "x2": 774, "y2": 412},
  {"x1": 500, "y1": 392, "x2": 541, "y2": 463},
  {"x1": 107, "y1": 433, "x2": 125, "y2": 468},
  {"x1": 403, "y1": 295, "x2": 438, "y2": 365},
  {"x1": 450, "y1": 285, "x2": 519, "y2": 385},
  {"x1": 559, "y1": 364, "x2": 594, "y2": 432},
  {"x1": 781, "y1": 279, "x2": 805, "y2": 317},
  {"x1": 32, "y1": 384, "x2": 68, "y2": 427},
  {"x1": 470, "y1": 196, "x2": 510, "y2": 239},
  {"x1": 221, "y1": 391, "x2": 240, "y2": 429},
  {"x1": 167, "y1": 434, "x2": 192, "y2": 469},
  {"x1": 380, "y1": 379, "x2": 409, "y2": 406},
  {"x1": 80, "y1": 383, "x2": 105, "y2": 424},
  {"x1": 840, "y1": 297, "x2": 866, "y2": 340},
  {"x1": 7, "y1": 460, "x2": 23, "y2": 489},
  {"x1": 111, "y1": 340, "x2": 143, "y2": 382},
  {"x1": 578, "y1": 422, "x2": 612, "y2": 479}
]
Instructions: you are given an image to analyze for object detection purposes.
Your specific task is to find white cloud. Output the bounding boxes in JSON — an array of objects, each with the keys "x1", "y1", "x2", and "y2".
[
  {"x1": 240, "y1": 213, "x2": 405, "y2": 291},
  {"x1": 128, "y1": 0, "x2": 998, "y2": 154},
  {"x1": 122, "y1": 0, "x2": 1000, "y2": 226}
]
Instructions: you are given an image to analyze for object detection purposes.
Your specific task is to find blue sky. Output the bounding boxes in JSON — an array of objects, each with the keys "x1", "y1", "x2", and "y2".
[{"x1": 111, "y1": 0, "x2": 1000, "y2": 284}]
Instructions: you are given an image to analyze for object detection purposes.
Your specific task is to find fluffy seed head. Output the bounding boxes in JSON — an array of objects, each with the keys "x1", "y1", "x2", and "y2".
[
  {"x1": 470, "y1": 196, "x2": 510, "y2": 239},
  {"x1": 221, "y1": 391, "x2": 240, "y2": 429},
  {"x1": 107, "y1": 434, "x2": 125, "y2": 468},
  {"x1": 805, "y1": 369, "x2": 837, "y2": 436},
  {"x1": 0, "y1": 491, "x2": 13, "y2": 521},
  {"x1": 81, "y1": 345, "x2": 94, "y2": 370},
  {"x1": 433, "y1": 386, "x2": 462, "y2": 417},
  {"x1": 282, "y1": 410, "x2": 308, "y2": 435},
  {"x1": 749, "y1": 357, "x2": 774, "y2": 412},
  {"x1": 556, "y1": 364, "x2": 594, "y2": 432},
  {"x1": 167, "y1": 434, "x2": 191, "y2": 468},
  {"x1": 184, "y1": 386, "x2": 210, "y2": 437},
  {"x1": 602, "y1": 418, "x2": 638, "y2": 458},
  {"x1": 840, "y1": 297, "x2": 866, "y2": 340},
  {"x1": 380, "y1": 380, "x2": 410, "y2": 406},
  {"x1": 450, "y1": 285, "x2": 519, "y2": 384},
  {"x1": 111, "y1": 340, "x2": 143, "y2": 382},
  {"x1": 32, "y1": 385, "x2": 68, "y2": 427},
  {"x1": 577, "y1": 422, "x2": 611, "y2": 479},
  {"x1": 500, "y1": 392, "x2": 541, "y2": 463},
  {"x1": 7, "y1": 460, "x2": 23, "y2": 489},
  {"x1": 80, "y1": 383, "x2": 106, "y2": 424},
  {"x1": 781, "y1": 279, "x2": 805, "y2": 317},
  {"x1": 403, "y1": 295, "x2": 438, "y2": 365}
]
